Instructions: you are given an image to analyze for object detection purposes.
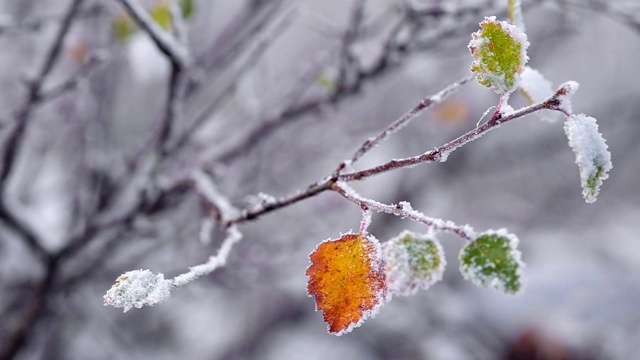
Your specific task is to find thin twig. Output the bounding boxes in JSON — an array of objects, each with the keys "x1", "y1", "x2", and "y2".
[
  {"x1": 0, "y1": 0, "x2": 83, "y2": 187},
  {"x1": 339, "y1": 88, "x2": 567, "y2": 181},
  {"x1": 345, "y1": 74, "x2": 474, "y2": 167},
  {"x1": 212, "y1": 2, "x2": 492, "y2": 166},
  {"x1": 0, "y1": 3, "x2": 104, "y2": 36},
  {"x1": 336, "y1": 0, "x2": 367, "y2": 89},
  {"x1": 170, "y1": 226, "x2": 243, "y2": 287},
  {"x1": 114, "y1": 0, "x2": 191, "y2": 69},
  {"x1": 191, "y1": 170, "x2": 239, "y2": 223},
  {"x1": 38, "y1": 52, "x2": 108, "y2": 102},
  {"x1": 332, "y1": 182, "x2": 475, "y2": 240},
  {"x1": 169, "y1": 4, "x2": 297, "y2": 154},
  {"x1": 0, "y1": 201, "x2": 49, "y2": 262},
  {"x1": 545, "y1": 0, "x2": 640, "y2": 34},
  {"x1": 224, "y1": 177, "x2": 335, "y2": 227}
]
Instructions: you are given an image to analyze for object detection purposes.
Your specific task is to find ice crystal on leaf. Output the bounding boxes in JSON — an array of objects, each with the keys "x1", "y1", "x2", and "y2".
[
  {"x1": 564, "y1": 114, "x2": 612, "y2": 203},
  {"x1": 384, "y1": 231, "x2": 446, "y2": 296},
  {"x1": 459, "y1": 230, "x2": 524, "y2": 294},
  {"x1": 103, "y1": 269, "x2": 172, "y2": 312},
  {"x1": 469, "y1": 16, "x2": 529, "y2": 95},
  {"x1": 306, "y1": 233, "x2": 387, "y2": 335}
]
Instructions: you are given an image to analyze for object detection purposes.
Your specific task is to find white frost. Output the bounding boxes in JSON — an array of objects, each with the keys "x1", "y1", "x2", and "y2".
[
  {"x1": 563, "y1": 114, "x2": 612, "y2": 203},
  {"x1": 554, "y1": 81, "x2": 580, "y2": 115},
  {"x1": 103, "y1": 269, "x2": 172, "y2": 312},
  {"x1": 519, "y1": 67, "x2": 561, "y2": 122},
  {"x1": 172, "y1": 226, "x2": 243, "y2": 287},
  {"x1": 520, "y1": 67, "x2": 553, "y2": 103},
  {"x1": 383, "y1": 231, "x2": 446, "y2": 297}
]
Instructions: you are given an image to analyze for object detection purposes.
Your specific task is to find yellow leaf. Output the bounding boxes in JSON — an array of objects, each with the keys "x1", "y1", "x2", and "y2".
[{"x1": 306, "y1": 233, "x2": 387, "y2": 335}]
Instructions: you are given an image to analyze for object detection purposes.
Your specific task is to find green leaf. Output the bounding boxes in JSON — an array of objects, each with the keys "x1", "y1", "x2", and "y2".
[
  {"x1": 112, "y1": 13, "x2": 136, "y2": 41},
  {"x1": 563, "y1": 114, "x2": 612, "y2": 203},
  {"x1": 180, "y1": 0, "x2": 194, "y2": 19},
  {"x1": 151, "y1": 3, "x2": 172, "y2": 31},
  {"x1": 459, "y1": 230, "x2": 524, "y2": 294},
  {"x1": 383, "y1": 231, "x2": 445, "y2": 296},
  {"x1": 469, "y1": 16, "x2": 529, "y2": 95}
]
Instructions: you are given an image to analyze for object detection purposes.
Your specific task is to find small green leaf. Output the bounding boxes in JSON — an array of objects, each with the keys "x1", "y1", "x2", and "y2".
[
  {"x1": 384, "y1": 231, "x2": 445, "y2": 296},
  {"x1": 180, "y1": 0, "x2": 194, "y2": 19},
  {"x1": 151, "y1": 3, "x2": 172, "y2": 31},
  {"x1": 112, "y1": 13, "x2": 136, "y2": 41},
  {"x1": 459, "y1": 230, "x2": 524, "y2": 294},
  {"x1": 563, "y1": 114, "x2": 612, "y2": 203},
  {"x1": 469, "y1": 16, "x2": 529, "y2": 95}
]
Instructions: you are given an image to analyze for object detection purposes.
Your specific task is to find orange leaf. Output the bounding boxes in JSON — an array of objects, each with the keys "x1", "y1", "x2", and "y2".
[{"x1": 306, "y1": 233, "x2": 387, "y2": 335}]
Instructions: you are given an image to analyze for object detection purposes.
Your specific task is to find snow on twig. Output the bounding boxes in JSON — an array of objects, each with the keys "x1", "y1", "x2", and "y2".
[
  {"x1": 104, "y1": 226, "x2": 244, "y2": 311},
  {"x1": 191, "y1": 170, "x2": 239, "y2": 222},
  {"x1": 115, "y1": 0, "x2": 191, "y2": 69},
  {"x1": 171, "y1": 226, "x2": 243, "y2": 287},
  {"x1": 332, "y1": 182, "x2": 475, "y2": 240}
]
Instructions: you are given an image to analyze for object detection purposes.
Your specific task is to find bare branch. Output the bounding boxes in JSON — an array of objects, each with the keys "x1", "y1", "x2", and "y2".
[
  {"x1": 345, "y1": 74, "x2": 475, "y2": 167},
  {"x1": 331, "y1": 182, "x2": 475, "y2": 240},
  {"x1": 339, "y1": 87, "x2": 570, "y2": 182},
  {"x1": 0, "y1": 3, "x2": 104, "y2": 36},
  {"x1": 170, "y1": 5, "x2": 297, "y2": 154},
  {"x1": 170, "y1": 226, "x2": 243, "y2": 287},
  {"x1": 38, "y1": 51, "x2": 108, "y2": 102},
  {"x1": 0, "y1": 201, "x2": 49, "y2": 262},
  {"x1": 191, "y1": 170, "x2": 239, "y2": 223},
  {"x1": 0, "y1": 0, "x2": 83, "y2": 187},
  {"x1": 544, "y1": 0, "x2": 640, "y2": 34},
  {"x1": 114, "y1": 0, "x2": 191, "y2": 69}
]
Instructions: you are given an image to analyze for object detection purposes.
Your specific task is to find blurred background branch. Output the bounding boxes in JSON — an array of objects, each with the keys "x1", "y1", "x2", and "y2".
[{"x1": 0, "y1": 0, "x2": 639, "y2": 359}]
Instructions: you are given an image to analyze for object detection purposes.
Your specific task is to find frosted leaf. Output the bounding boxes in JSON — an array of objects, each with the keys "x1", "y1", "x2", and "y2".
[
  {"x1": 563, "y1": 114, "x2": 612, "y2": 203},
  {"x1": 104, "y1": 269, "x2": 172, "y2": 312},
  {"x1": 306, "y1": 233, "x2": 387, "y2": 335},
  {"x1": 383, "y1": 231, "x2": 446, "y2": 296},
  {"x1": 459, "y1": 229, "x2": 524, "y2": 294},
  {"x1": 469, "y1": 16, "x2": 529, "y2": 95}
]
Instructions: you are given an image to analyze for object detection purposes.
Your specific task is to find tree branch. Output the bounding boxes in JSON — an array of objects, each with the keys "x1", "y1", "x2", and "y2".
[
  {"x1": 331, "y1": 182, "x2": 474, "y2": 240},
  {"x1": 0, "y1": 0, "x2": 83, "y2": 187},
  {"x1": 339, "y1": 88, "x2": 568, "y2": 181},
  {"x1": 114, "y1": 0, "x2": 191, "y2": 69}
]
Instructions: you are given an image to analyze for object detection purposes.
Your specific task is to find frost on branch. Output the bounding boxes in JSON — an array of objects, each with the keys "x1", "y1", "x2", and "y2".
[
  {"x1": 469, "y1": 16, "x2": 529, "y2": 95},
  {"x1": 564, "y1": 114, "x2": 612, "y2": 203},
  {"x1": 553, "y1": 81, "x2": 580, "y2": 115},
  {"x1": 104, "y1": 269, "x2": 172, "y2": 312},
  {"x1": 459, "y1": 230, "x2": 524, "y2": 294},
  {"x1": 306, "y1": 233, "x2": 387, "y2": 335},
  {"x1": 384, "y1": 231, "x2": 445, "y2": 296}
]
